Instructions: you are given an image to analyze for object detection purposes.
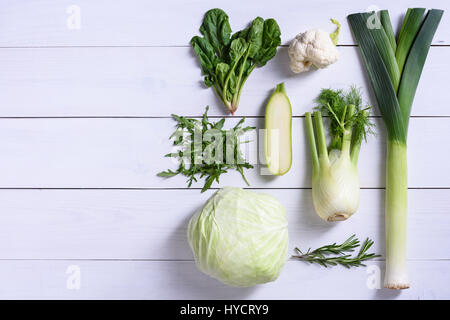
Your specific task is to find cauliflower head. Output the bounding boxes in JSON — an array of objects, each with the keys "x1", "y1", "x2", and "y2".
[{"x1": 288, "y1": 20, "x2": 340, "y2": 73}]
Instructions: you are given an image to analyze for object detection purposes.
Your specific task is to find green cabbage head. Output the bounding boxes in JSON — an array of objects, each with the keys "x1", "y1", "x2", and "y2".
[{"x1": 187, "y1": 187, "x2": 289, "y2": 287}]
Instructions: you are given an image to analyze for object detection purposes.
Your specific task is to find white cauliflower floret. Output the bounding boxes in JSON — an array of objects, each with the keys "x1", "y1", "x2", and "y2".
[{"x1": 288, "y1": 19, "x2": 340, "y2": 73}]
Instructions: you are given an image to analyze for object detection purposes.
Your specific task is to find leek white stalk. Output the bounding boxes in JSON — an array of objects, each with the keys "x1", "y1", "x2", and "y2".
[
  {"x1": 384, "y1": 141, "x2": 408, "y2": 287},
  {"x1": 348, "y1": 8, "x2": 443, "y2": 289},
  {"x1": 305, "y1": 88, "x2": 372, "y2": 222}
]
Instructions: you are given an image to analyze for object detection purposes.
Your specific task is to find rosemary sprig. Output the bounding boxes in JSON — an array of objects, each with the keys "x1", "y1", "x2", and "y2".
[
  {"x1": 157, "y1": 106, "x2": 255, "y2": 192},
  {"x1": 292, "y1": 235, "x2": 381, "y2": 268}
]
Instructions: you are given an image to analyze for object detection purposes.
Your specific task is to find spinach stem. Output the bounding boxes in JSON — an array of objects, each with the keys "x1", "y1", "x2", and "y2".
[{"x1": 233, "y1": 64, "x2": 256, "y2": 112}]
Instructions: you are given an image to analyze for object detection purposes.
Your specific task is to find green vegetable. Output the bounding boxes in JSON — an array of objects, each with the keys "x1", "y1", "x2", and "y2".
[
  {"x1": 293, "y1": 235, "x2": 381, "y2": 268},
  {"x1": 158, "y1": 107, "x2": 255, "y2": 192},
  {"x1": 305, "y1": 87, "x2": 373, "y2": 221},
  {"x1": 188, "y1": 187, "x2": 288, "y2": 287},
  {"x1": 264, "y1": 83, "x2": 292, "y2": 175},
  {"x1": 348, "y1": 8, "x2": 443, "y2": 289},
  {"x1": 329, "y1": 18, "x2": 341, "y2": 46},
  {"x1": 191, "y1": 8, "x2": 281, "y2": 114},
  {"x1": 288, "y1": 19, "x2": 340, "y2": 73}
]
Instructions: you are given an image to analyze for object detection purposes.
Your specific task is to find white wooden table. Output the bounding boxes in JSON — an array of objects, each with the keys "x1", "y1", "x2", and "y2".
[{"x1": 0, "y1": 0, "x2": 449, "y2": 300}]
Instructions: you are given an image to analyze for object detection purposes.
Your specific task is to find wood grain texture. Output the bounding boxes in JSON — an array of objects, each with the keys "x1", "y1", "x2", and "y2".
[
  {"x1": 0, "y1": 260, "x2": 448, "y2": 299},
  {"x1": 0, "y1": 189, "x2": 448, "y2": 260},
  {"x1": 0, "y1": 0, "x2": 448, "y2": 47},
  {"x1": 0, "y1": 117, "x2": 448, "y2": 188},
  {"x1": 0, "y1": 0, "x2": 449, "y2": 299},
  {"x1": 0, "y1": 47, "x2": 448, "y2": 117}
]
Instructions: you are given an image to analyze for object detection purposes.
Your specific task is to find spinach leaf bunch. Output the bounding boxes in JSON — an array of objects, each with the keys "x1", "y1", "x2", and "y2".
[{"x1": 191, "y1": 8, "x2": 281, "y2": 115}]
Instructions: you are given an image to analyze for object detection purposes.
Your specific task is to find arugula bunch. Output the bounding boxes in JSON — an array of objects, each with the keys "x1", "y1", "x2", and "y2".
[
  {"x1": 191, "y1": 8, "x2": 281, "y2": 114},
  {"x1": 158, "y1": 107, "x2": 255, "y2": 192}
]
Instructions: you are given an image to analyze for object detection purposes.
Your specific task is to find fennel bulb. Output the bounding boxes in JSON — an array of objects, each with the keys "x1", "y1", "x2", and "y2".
[
  {"x1": 305, "y1": 88, "x2": 373, "y2": 222},
  {"x1": 312, "y1": 149, "x2": 359, "y2": 221},
  {"x1": 187, "y1": 187, "x2": 288, "y2": 287}
]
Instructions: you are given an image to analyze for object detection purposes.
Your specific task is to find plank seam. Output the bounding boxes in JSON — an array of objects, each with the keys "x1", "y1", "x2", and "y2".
[
  {"x1": 0, "y1": 187, "x2": 448, "y2": 190},
  {"x1": 0, "y1": 115, "x2": 449, "y2": 119},
  {"x1": 0, "y1": 44, "x2": 447, "y2": 49},
  {"x1": 0, "y1": 258, "x2": 448, "y2": 262}
]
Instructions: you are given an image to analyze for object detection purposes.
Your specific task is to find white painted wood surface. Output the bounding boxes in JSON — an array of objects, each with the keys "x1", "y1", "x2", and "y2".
[
  {"x1": 0, "y1": 47, "x2": 449, "y2": 117},
  {"x1": 0, "y1": 0, "x2": 448, "y2": 300},
  {"x1": 0, "y1": 189, "x2": 449, "y2": 260},
  {"x1": 0, "y1": 118, "x2": 449, "y2": 189},
  {"x1": 0, "y1": 0, "x2": 448, "y2": 46},
  {"x1": 1, "y1": 260, "x2": 449, "y2": 299}
]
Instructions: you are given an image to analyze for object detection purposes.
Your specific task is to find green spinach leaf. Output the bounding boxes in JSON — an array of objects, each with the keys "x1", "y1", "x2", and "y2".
[{"x1": 191, "y1": 8, "x2": 281, "y2": 114}]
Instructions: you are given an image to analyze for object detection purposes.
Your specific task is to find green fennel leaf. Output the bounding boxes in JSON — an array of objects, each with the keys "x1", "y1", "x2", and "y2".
[{"x1": 315, "y1": 87, "x2": 374, "y2": 153}]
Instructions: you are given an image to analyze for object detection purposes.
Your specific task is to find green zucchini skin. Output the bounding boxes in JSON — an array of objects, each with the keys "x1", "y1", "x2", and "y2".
[{"x1": 264, "y1": 83, "x2": 293, "y2": 176}]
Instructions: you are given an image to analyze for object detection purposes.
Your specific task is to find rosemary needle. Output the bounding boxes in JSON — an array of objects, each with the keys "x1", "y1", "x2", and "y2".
[{"x1": 292, "y1": 234, "x2": 381, "y2": 268}]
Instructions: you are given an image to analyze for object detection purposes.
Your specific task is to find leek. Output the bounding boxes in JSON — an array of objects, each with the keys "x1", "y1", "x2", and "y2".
[{"x1": 348, "y1": 8, "x2": 443, "y2": 289}]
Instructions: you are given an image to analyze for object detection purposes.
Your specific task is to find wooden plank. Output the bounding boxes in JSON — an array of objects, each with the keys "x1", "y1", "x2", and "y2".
[
  {"x1": 0, "y1": 47, "x2": 447, "y2": 117},
  {"x1": 0, "y1": 189, "x2": 448, "y2": 260},
  {"x1": 0, "y1": 259, "x2": 448, "y2": 299},
  {"x1": 0, "y1": 0, "x2": 448, "y2": 47},
  {"x1": 0, "y1": 117, "x2": 448, "y2": 188}
]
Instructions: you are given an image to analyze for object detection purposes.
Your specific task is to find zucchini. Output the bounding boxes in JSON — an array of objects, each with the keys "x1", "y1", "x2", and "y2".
[{"x1": 264, "y1": 83, "x2": 292, "y2": 175}]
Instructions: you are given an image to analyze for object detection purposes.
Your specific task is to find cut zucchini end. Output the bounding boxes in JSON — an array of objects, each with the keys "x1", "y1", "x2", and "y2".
[{"x1": 264, "y1": 83, "x2": 293, "y2": 176}]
